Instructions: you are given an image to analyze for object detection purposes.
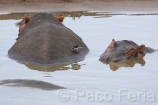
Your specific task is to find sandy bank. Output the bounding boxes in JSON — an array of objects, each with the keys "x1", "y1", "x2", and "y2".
[{"x1": 0, "y1": 0, "x2": 158, "y2": 13}]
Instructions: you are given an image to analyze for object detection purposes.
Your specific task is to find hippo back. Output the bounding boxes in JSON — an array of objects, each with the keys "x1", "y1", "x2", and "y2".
[{"x1": 8, "y1": 13, "x2": 89, "y2": 65}]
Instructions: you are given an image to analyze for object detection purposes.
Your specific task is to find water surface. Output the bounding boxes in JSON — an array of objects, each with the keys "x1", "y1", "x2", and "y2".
[{"x1": 0, "y1": 11, "x2": 158, "y2": 105}]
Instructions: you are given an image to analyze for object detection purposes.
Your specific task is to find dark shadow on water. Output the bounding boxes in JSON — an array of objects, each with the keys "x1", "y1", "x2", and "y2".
[
  {"x1": 101, "y1": 58, "x2": 145, "y2": 71},
  {"x1": 0, "y1": 79, "x2": 66, "y2": 91},
  {"x1": 18, "y1": 62, "x2": 83, "y2": 72}
]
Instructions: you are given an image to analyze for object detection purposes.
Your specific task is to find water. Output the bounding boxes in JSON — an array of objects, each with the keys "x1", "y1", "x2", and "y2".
[{"x1": 0, "y1": 12, "x2": 158, "y2": 105}]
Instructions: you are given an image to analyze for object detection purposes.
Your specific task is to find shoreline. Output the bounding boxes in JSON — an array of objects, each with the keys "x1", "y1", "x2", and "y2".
[{"x1": 0, "y1": 0, "x2": 158, "y2": 13}]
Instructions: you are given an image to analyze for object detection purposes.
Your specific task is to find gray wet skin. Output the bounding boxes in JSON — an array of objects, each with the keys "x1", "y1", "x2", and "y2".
[
  {"x1": 8, "y1": 13, "x2": 89, "y2": 65},
  {"x1": 99, "y1": 39, "x2": 156, "y2": 63}
]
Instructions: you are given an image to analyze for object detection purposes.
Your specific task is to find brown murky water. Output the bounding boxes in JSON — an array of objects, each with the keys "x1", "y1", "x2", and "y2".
[{"x1": 0, "y1": 11, "x2": 158, "y2": 105}]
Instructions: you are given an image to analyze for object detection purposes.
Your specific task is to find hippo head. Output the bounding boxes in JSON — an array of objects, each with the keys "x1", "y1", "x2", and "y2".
[
  {"x1": 99, "y1": 39, "x2": 146, "y2": 63},
  {"x1": 18, "y1": 14, "x2": 64, "y2": 32},
  {"x1": 9, "y1": 13, "x2": 89, "y2": 65}
]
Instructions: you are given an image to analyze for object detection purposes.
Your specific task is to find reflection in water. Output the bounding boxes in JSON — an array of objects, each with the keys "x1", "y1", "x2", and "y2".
[
  {"x1": 19, "y1": 62, "x2": 83, "y2": 72},
  {"x1": 0, "y1": 79, "x2": 66, "y2": 91},
  {"x1": 101, "y1": 58, "x2": 145, "y2": 71},
  {"x1": 71, "y1": 63, "x2": 82, "y2": 70}
]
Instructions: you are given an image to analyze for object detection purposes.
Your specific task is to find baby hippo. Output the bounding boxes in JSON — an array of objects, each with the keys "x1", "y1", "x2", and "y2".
[{"x1": 99, "y1": 39, "x2": 156, "y2": 63}]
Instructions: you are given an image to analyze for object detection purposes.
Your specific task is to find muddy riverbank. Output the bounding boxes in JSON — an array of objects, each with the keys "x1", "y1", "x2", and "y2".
[{"x1": 0, "y1": 0, "x2": 158, "y2": 13}]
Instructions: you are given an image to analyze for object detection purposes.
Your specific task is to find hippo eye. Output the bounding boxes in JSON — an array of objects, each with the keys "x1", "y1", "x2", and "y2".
[
  {"x1": 106, "y1": 58, "x2": 110, "y2": 62},
  {"x1": 113, "y1": 60, "x2": 120, "y2": 63}
]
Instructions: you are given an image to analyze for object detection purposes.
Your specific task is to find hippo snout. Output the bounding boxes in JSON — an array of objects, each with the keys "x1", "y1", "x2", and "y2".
[{"x1": 99, "y1": 54, "x2": 110, "y2": 63}]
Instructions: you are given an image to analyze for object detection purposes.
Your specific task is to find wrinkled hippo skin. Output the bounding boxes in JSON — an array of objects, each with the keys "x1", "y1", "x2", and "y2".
[
  {"x1": 8, "y1": 13, "x2": 89, "y2": 65},
  {"x1": 99, "y1": 39, "x2": 157, "y2": 63}
]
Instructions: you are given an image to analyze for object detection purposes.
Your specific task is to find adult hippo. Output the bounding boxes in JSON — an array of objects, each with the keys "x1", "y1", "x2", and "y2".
[
  {"x1": 99, "y1": 39, "x2": 157, "y2": 63},
  {"x1": 8, "y1": 13, "x2": 89, "y2": 65}
]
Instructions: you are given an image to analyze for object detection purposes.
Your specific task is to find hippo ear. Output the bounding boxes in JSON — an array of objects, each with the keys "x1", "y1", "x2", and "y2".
[
  {"x1": 126, "y1": 47, "x2": 136, "y2": 57},
  {"x1": 24, "y1": 15, "x2": 30, "y2": 24},
  {"x1": 107, "y1": 40, "x2": 115, "y2": 51},
  {"x1": 55, "y1": 15, "x2": 64, "y2": 22},
  {"x1": 138, "y1": 45, "x2": 146, "y2": 57}
]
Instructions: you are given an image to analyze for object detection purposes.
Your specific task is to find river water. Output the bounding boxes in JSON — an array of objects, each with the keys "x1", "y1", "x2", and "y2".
[{"x1": 0, "y1": 11, "x2": 158, "y2": 105}]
